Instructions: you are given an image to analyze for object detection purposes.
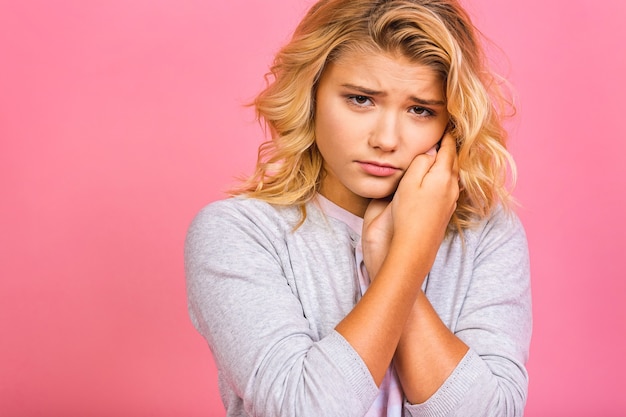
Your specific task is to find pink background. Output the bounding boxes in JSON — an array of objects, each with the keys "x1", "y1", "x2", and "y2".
[{"x1": 1, "y1": 0, "x2": 625, "y2": 416}]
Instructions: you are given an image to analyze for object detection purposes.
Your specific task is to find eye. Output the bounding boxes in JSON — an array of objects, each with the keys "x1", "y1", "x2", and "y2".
[
  {"x1": 409, "y1": 106, "x2": 435, "y2": 117},
  {"x1": 347, "y1": 95, "x2": 373, "y2": 107}
]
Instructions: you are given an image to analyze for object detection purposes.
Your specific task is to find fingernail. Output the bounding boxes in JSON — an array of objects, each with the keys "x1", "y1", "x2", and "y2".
[{"x1": 426, "y1": 145, "x2": 437, "y2": 156}]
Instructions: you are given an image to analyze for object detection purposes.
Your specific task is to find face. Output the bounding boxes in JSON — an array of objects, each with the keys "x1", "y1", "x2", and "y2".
[{"x1": 314, "y1": 50, "x2": 449, "y2": 217}]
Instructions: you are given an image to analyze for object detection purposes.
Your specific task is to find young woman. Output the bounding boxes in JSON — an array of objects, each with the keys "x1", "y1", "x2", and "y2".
[{"x1": 185, "y1": 1, "x2": 532, "y2": 416}]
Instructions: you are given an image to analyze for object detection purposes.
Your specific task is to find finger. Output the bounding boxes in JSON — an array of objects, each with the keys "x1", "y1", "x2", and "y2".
[
  {"x1": 433, "y1": 132, "x2": 459, "y2": 177},
  {"x1": 401, "y1": 148, "x2": 438, "y2": 187}
]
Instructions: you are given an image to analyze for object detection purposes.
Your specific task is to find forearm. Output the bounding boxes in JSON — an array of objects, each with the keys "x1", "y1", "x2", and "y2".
[
  {"x1": 394, "y1": 290, "x2": 468, "y2": 404},
  {"x1": 397, "y1": 210, "x2": 532, "y2": 416},
  {"x1": 336, "y1": 235, "x2": 439, "y2": 385}
]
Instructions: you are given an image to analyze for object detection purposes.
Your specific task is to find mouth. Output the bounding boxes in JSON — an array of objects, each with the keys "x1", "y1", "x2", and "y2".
[{"x1": 356, "y1": 161, "x2": 401, "y2": 177}]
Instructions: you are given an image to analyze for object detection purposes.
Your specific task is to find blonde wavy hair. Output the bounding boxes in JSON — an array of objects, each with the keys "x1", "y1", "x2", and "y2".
[{"x1": 233, "y1": 0, "x2": 516, "y2": 231}]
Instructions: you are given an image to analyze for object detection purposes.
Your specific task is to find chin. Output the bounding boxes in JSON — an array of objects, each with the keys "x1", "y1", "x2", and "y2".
[{"x1": 357, "y1": 188, "x2": 396, "y2": 200}]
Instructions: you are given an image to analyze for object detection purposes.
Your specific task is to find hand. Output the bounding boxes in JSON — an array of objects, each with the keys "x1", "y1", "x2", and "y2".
[
  {"x1": 362, "y1": 133, "x2": 459, "y2": 278},
  {"x1": 391, "y1": 132, "x2": 459, "y2": 245},
  {"x1": 362, "y1": 197, "x2": 393, "y2": 278}
]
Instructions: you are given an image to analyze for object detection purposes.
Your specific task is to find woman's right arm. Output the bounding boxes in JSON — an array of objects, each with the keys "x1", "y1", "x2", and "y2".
[{"x1": 185, "y1": 201, "x2": 379, "y2": 417}]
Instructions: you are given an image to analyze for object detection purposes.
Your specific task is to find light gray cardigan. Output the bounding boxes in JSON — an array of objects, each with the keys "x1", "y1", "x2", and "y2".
[{"x1": 185, "y1": 195, "x2": 531, "y2": 417}]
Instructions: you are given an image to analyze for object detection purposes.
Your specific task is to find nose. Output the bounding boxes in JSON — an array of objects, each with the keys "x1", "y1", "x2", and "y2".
[{"x1": 368, "y1": 111, "x2": 400, "y2": 152}]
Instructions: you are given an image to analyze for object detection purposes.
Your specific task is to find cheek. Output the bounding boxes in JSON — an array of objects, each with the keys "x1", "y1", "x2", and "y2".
[
  {"x1": 314, "y1": 119, "x2": 336, "y2": 165},
  {"x1": 315, "y1": 105, "x2": 353, "y2": 149},
  {"x1": 404, "y1": 123, "x2": 447, "y2": 154}
]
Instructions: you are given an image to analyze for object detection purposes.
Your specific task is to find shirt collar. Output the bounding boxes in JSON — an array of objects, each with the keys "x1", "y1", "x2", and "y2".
[{"x1": 314, "y1": 193, "x2": 363, "y2": 236}]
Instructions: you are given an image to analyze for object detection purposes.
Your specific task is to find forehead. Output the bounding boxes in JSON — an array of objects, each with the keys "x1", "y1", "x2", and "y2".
[{"x1": 320, "y1": 50, "x2": 444, "y2": 97}]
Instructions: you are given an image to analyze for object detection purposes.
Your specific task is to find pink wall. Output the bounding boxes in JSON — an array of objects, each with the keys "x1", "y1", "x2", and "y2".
[{"x1": 1, "y1": 0, "x2": 624, "y2": 416}]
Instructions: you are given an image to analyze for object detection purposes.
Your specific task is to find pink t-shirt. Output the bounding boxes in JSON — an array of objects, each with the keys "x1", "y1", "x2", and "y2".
[{"x1": 316, "y1": 194, "x2": 404, "y2": 417}]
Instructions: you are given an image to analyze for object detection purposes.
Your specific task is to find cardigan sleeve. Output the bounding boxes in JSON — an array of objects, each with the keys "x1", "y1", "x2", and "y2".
[
  {"x1": 404, "y1": 209, "x2": 532, "y2": 417},
  {"x1": 185, "y1": 200, "x2": 379, "y2": 417}
]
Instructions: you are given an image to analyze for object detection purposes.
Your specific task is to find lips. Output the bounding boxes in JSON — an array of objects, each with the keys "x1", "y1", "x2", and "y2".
[{"x1": 357, "y1": 161, "x2": 400, "y2": 177}]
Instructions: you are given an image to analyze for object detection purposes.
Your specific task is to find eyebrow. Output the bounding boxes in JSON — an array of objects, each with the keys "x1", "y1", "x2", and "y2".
[{"x1": 340, "y1": 83, "x2": 446, "y2": 106}]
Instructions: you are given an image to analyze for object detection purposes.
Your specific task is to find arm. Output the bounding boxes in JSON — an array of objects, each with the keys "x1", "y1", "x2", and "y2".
[
  {"x1": 365, "y1": 202, "x2": 531, "y2": 416},
  {"x1": 185, "y1": 201, "x2": 379, "y2": 417},
  {"x1": 336, "y1": 133, "x2": 460, "y2": 386},
  {"x1": 394, "y1": 291, "x2": 469, "y2": 405},
  {"x1": 403, "y1": 210, "x2": 531, "y2": 417},
  {"x1": 361, "y1": 209, "x2": 470, "y2": 406},
  {"x1": 360, "y1": 139, "x2": 531, "y2": 415}
]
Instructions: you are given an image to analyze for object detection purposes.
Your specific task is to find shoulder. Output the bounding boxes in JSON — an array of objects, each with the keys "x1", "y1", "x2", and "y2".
[
  {"x1": 192, "y1": 195, "x2": 293, "y2": 218},
  {"x1": 458, "y1": 205, "x2": 529, "y2": 270},
  {"x1": 440, "y1": 206, "x2": 528, "y2": 267},
  {"x1": 185, "y1": 197, "x2": 304, "y2": 257},
  {"x1": 461, "y1": 205, "x2": 527, "y2": 247},
  {"x1": 188, "y1": 196, "x2": 338, "y2": 235},
  {"x1": 188, "y1": 196, "x2": 299, "y2": 235}
]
